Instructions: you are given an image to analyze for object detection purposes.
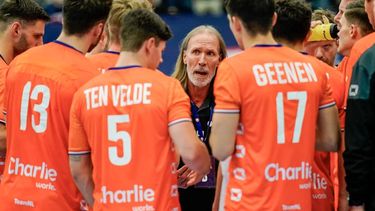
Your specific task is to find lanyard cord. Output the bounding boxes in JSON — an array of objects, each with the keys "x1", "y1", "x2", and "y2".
[{"x1": 190, "y1": 100, "x2": 214, "y2": 143}]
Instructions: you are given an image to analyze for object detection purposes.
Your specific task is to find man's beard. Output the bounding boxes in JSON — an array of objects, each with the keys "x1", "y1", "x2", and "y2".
[{"x1": 14, "y1": 34, "x2": 29, "y2": 56}]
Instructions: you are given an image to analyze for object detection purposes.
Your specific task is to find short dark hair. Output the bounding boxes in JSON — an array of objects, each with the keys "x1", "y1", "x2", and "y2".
[
  {"x1": 0, "y1": 0, "x2": 49, "y2": 24},
  {"x1": 224, "y1": 0, "x2": 275, "y2": 36},
  {"x1": 120, "y1": 9, "x2": 172, "y2": 52},
  {"x1": 344, "y1": 0, "x2": 374, "y2": 36},
  {"x1": 273, "y1": 0, "x2": 312, "y2": 43},
  {"x1": 62, "y1": 0, "x2": 112, "y2": 36}
]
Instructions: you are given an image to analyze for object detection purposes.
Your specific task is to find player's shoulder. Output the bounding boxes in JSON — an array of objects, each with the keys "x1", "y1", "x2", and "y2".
[{"x1": 12, "y1": 43, "x2": 53, "y2": 62}]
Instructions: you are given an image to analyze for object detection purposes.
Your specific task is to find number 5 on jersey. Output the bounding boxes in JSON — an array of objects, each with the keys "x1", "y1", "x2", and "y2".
[
  {"x1": 108, "y1": 115, "x2": 132, "y2": 166},
  {"x1": 20, "y1": 81, "x2": 50, "y2": 133}
]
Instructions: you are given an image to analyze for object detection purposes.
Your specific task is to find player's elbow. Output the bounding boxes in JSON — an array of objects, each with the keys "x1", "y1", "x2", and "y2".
[
  {"x1": 182, "y1": 143, "x2": 211, "y2": 175},
  {"x1": 210, "y1": 136, "x2": 234, "y2": 161},
  {"x1": 0, "y1": 125, "x2": 6, "y2": 154},
  {"x1": 212, "y1": 147, "x2": 232, "y2": 161},
  {"x1": 316, "y1": 130, "x2": 340, "y2": 152}
]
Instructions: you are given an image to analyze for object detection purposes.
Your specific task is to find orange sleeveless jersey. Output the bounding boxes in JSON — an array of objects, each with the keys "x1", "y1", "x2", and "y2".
[
  {"x1": 0, "y1": 41, "x2": 99, "y2": 211},
  {"x1": 311, "y1": 59, "x2": 344, "y2": 211},
  {"x1": 68, "y1": 66, "x2": 191, "y2": 211},
  {"x1": 214, "y1": 45, "x2": 335, "y2": 211},
  {"x1": 0, "y1": 59, "x2": 7, "y2": 179},
  {"x1": 87, "y1": 51, "x2": 120, "y2": 73}
]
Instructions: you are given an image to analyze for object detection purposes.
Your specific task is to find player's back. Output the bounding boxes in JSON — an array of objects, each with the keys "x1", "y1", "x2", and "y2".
[
  {"x1": 215, "y1": 45, "x2": 334, "y2": 210},
  {"x1": 0, "y1": 41, "x2": 99, "y2": 211},
  {"x1": 69, "y1": 66, "x2": 189, "y2": 210},
  {"x1": 87, "y1": 51, "x2": 120, "y2": 73}
]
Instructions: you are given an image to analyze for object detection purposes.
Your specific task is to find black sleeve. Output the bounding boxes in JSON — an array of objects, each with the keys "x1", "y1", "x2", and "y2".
[{"x1": 344, "y1": 54, "x2": 375, "y2": 206}]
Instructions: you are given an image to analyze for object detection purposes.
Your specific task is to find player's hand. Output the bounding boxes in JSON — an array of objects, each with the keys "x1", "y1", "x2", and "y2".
[
  {"x1": 177, "y1": 165, "x2": 206, "y2": 188},
  {"x1": 311, "y1": 20, "x2": 323, "y2": 29},
  {"x1": 177, "y1": 165, "x2": 192, "y2": 188}
]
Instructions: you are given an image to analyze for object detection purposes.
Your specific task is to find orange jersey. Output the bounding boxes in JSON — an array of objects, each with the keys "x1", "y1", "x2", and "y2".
[
  {"x1": 68, "y1": 66, "x2": 191, "y2": 211},
  {"x1": 214, "y1": 45, "x2": 335, "y2": 211},
  {"x1": 87, "y1": 51, "x2": 120, "y2": 73},
  {"x1": 0, "y1": 41, "x2": 99, "y2": 211},
  {"x1": 336, "y1": 57, "x2": 349, "y2": 129},
  {"x1": 0, "y1": 57, "x2": 7, "y2": 123},
  {"x1": 310, "y1": 59, "x2": 344, "y2": 211},
  {"x1": 0, "y1": 58, "x2": 7, "y2": 179}
]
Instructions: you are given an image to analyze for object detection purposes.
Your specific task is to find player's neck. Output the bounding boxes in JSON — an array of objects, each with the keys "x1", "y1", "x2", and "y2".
[
  {"x1": 56, "y1": 33, "x2": 91, "y2": 54},
  {"x1": 0, "y1": 35, "x2": 13, "y2": 64},
  {"x1": 187, "y1": 81, "x2": 210, "y2": 108},
  {"x1": 116, "y1": 52, "x2": 144, "y2": 68},
  {"x1": 107, "y1": 42, "x2": 121, "y2": 53},
  {"x1": 243, "y1": 32, "x2": 278, "y2": 49},
  {"x1": 278, "y1": 39, "x2": 304, "y2": 52}
]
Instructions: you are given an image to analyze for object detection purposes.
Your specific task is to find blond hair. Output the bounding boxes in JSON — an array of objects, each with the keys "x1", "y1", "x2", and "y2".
[
  {"x1": 108, "y1": 0, "x2": 153, "y2": 44},
  {"x1": 171, "y1": 25, "x2": 227, "y2": 89}
]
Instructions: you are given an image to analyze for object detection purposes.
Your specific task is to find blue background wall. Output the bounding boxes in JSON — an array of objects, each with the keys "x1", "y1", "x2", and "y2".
[{"x1": 43, "y1": 14, "x2": 239, "y2": 76}]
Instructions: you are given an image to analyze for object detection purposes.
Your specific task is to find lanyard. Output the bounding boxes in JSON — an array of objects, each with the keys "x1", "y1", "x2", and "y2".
[{"x1": 190, "y1": 100, "x2": 214, "y2": 143}]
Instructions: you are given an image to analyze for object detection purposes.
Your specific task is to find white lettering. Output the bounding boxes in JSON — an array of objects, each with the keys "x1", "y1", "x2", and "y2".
[
  {"x1": 101, "y1": 185, "x2": 155, "y2": 204},
  {"x1": 312, "y1": 172, "x2": 327, "y2": 190},
  {"x1": 14, "y1": 198, "x2": 35, "y2": 207},
  {"x1": 84, "y1": 84, "x2": 152, "y2": 110},
  {"x1": 253, "y1": 62, "x2": 318, "y2": 86},
  {"x1": 282, "y1": 204, "x2": 301, "y2": 210},
  {"x1": 8, "y1": 157, "x2": 57, "y2": 182},
  {"x1": 265, "y1": 162, "x2": 312, "y2": 182}
]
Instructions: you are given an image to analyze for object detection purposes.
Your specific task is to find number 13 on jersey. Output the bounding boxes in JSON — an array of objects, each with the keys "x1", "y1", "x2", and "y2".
[{"x1": 20, "y1": 81, "x2": 50, "y2": 133}]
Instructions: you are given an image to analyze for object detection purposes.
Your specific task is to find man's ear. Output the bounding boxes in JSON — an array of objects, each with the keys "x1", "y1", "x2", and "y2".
[
  {"x1": 10, "y1": 21, "x2": 22, "y2": 41},
  {"x1": 350, "y1": 24, "x2": 359, "y2": 39},
  {"x1": 183, "y1": 50, "x2": 187, "y2": 64},
  {"x1": 272, "y1": 12, "x2": 278, "y2": 27},
  {"x1": 93, "y1": 22, "x2": 105, "y2": 40},
  {"x1": 231, "y1": 16, "x2": 242, "y2": 33},
  {"x1": 144, "y1": 37, "x2": 156, "y2": 55}
]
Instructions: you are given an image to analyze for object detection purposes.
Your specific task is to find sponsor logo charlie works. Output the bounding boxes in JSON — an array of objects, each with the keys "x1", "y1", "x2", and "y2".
[
  {"x1": 101, "y1": 185, "x2": 155, "y2": 204},
  {"x1": 8, "y1": 157, "x2": 57, "y2": 182},
  {"x1": 265, "y1": 162, "x2": 312, "y2": 182}
]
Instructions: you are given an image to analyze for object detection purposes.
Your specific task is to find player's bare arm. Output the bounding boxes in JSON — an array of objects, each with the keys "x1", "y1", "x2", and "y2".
[
  {"x1": 69, "y1": 154, "x2": 94, "y2": 207},
  {"x1": 209, "y1": 113, "x2": 239, "y2": 161},
  {"x1": 169, "y1": 121, "x2": 210, "y2": 179},
  {"x1": 316, "y1": 105, "x2": 340, "y2": 151},
  {"x1": 0, "y1": 124, "x2": 5, "y2": 154}
]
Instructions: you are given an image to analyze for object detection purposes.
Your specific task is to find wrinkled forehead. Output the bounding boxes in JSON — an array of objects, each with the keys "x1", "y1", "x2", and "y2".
[{"x1": 187, "y1": 32, "x2": 220, "y2": 51}]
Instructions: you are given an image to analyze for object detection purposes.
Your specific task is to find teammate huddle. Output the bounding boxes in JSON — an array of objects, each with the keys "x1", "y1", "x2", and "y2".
[{"x1": 0, "y1": 0, "x2": 374, "y2": 211}]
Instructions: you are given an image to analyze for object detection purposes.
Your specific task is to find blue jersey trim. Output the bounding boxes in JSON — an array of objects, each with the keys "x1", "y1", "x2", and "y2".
[
  {"x1": 254, "y1": 44, "x2": 283, "y2": 48},
  {"x1": 54, "y1": 40, "x2": 83, "y2": 54},
  {"x1": 105, "y1": 50, "x2": 120, "y2": 55},
  {"x1": 108, "y1": 65, "x2": 142, "y2": 71}
]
